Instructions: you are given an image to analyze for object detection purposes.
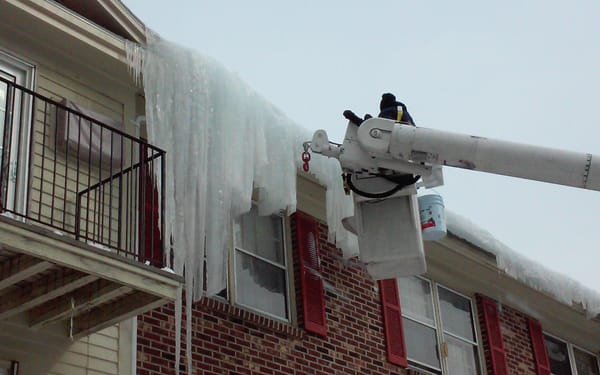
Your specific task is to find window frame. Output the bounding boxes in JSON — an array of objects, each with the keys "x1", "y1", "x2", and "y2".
[
  {"x1": 226, "y1": 205, "x2": 295, "y2": 323},
  {"x1": 543, "y1": 332, "x2": 600, "y2": 375},
  {"x1": 0, "y1": 48, "x2": 35, "y2": 214},
  {"x1": 400, "y1": 276, "x2": 482, "y2": 375},
  {"x1": 400, "y1": 277, "x2": 443, "y2": 373}
]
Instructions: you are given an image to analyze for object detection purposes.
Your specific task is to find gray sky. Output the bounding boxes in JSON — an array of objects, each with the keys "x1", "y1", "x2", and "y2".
[{"x1": 123, "y1": 0, "x2": 600, "y2": 292}]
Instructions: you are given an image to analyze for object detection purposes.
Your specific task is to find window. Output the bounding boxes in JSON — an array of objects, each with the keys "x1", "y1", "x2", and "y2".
[
  {"x1": 231, "y1": 205, "x2": 290, "y2": 321},
  {"x1": 0, "y1": 359, "x2": 18, "y2": 375},
  {"x1": 574, "y1": 348, "x2": 600, "y2": 375},
  {"x1": 544, "y1": 334, "x2": 600, "y2": 375},
  {"x1": 398, "y1": 276, "x2": 481, "y2": 375},
  {"x1": 0, "y1": 50, "x2": 34, "y2": 212}
]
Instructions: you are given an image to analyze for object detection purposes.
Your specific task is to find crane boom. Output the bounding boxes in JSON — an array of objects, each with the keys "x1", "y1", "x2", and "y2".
[
  {"x1": 356, "y1": 117, "x2": 599, "y2": 191},
  {"x1": 306, "y1": 117, "x2": 600, "y2": 280}
]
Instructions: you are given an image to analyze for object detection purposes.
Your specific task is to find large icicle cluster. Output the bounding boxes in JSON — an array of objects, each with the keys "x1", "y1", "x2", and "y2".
[
  {"x1": 126, "y1": 32, "x2": 357, "y2": 299},
  {"x1": 126, "y1": 32, "x2": 357, "y2": 375},
  {"x1": 446, "y1": 211, "x2": 600, "y2": 319}
]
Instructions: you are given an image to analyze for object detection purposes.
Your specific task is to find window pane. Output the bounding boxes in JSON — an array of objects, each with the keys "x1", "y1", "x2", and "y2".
[
  {"x1": 438, "y1": 286, "x2": 475, "y2": 341},
  {"x1": 399, "y1": 277, "x2": 435, "y2": 325},
  {"x1": 235, "y1": 250, "x2": 287, "y2": 319},
  {"x1": 544, "y1": 335, "x2": 572, "y2": 375},
  {"x1": 445, "y1": 334, "x2": 480, "y2": 375},
  {"x1": 404, "y1": 317, "x2": 441, "y2": 371},
  {"x1": 0, "y1": 80, "x2": 7, "y2": 137},
  {"x1": 574, "y1": 348, "x2": 600, "y2": 375},
  {"x1": 234, "y1": 206, "x2": 284, "y2": 264},
  {"x1": 0, "y1": 81, "x2": 6, "y2": 108}
]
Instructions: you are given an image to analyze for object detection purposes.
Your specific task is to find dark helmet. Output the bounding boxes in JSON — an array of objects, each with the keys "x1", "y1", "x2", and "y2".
[{"x1": 380, "y1": 93, "x2": 398, "y2": 110}]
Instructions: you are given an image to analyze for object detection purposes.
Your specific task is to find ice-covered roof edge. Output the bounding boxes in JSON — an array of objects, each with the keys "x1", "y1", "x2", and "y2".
[
  {"x1": 124, "y1": 31, "x2": 359, "y2": 287},
  {"x1": 125, "y1": 32, "x2": 361, "y2": 375},
  {"x1": 128, "y1": 27, "x2": 600, "y2": 326},
  {"x1": 446, "y1": 210, "x2": 600, "y2": 319}
]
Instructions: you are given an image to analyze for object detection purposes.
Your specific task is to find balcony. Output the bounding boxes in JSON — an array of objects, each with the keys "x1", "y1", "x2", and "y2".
[{"x1": 0, "y1": 76, "x2": 182, "y2": 340}]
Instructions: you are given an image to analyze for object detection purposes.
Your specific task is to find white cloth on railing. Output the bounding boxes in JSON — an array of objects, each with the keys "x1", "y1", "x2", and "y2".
[{"x1": 57, "y1": 99, "x2": 123, "y2": 166}]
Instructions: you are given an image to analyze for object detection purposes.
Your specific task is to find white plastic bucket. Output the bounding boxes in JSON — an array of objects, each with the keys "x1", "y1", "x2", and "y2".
[{"x1": 418, "y1": 194, "x2": 447, "y2": 241}]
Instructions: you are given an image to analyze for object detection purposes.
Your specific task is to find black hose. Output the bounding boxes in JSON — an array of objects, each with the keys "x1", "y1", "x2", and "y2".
[{"x1": 344, "y1": 173, "x2": 420, "y2": 199}]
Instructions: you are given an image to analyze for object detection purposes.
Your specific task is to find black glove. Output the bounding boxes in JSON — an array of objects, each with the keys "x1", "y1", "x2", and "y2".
[{"x1": 343, "y1": 110, "x2": 364, "y2": 126}]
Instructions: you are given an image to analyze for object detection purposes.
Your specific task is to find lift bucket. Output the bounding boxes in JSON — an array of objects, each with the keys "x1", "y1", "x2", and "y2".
[
  {"x1": 418, "y1": 194, "x2": 447, "y2": 241},
  {"x1": 353, "y1": 193, "x2": 426, "y2": 279}
]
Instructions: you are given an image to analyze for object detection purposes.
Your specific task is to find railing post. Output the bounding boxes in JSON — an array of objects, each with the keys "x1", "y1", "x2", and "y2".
[
  {"x1": 0, "y1": 82, "x2": 14, "y2": 212},
  {"x1": 138, "y1": 142, "x2": 146, "y2": 263},
  {"x1": 75, "y1": 193, "x2": 81, "y2": 240},
  {"x1": 25, "y1": 95, "x2": 37, "y2": 218}
]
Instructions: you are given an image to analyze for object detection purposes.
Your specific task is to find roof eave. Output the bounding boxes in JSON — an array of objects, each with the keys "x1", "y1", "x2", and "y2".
[{"x1": 98, "y1": 0, "x2": 146, "y2": 44}]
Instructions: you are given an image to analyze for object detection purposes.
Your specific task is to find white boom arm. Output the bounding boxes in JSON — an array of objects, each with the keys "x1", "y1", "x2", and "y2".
[
  {"x1": 307, "y1": 118, "x2": 599, "y2": 280},
  {"x1": 361, "y1": 118, "x2": 599, "y2": 190},
  {"x1": 311, "y1": 117, "x2": 599, "y2": 191}
]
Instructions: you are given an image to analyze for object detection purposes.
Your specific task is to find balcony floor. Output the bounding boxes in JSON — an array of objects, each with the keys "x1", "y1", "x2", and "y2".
[{"x1": 0, "y1": 214, "x2": 182, "y2": 340}]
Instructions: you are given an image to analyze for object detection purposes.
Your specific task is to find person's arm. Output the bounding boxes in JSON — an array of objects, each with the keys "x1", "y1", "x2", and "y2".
[{"x1": 343, "y1": 110, "x2": 364, "y2": 126}]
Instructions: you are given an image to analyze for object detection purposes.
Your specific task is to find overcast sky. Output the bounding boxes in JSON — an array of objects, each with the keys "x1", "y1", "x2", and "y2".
[{"x1": 122, "y1": 0, "x2": 600, "y2": 292}]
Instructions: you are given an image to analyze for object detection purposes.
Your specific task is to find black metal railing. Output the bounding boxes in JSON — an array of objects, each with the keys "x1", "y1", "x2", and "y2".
[{"x1": 0, "y1": 76, "x2": 165, "y2": 267}]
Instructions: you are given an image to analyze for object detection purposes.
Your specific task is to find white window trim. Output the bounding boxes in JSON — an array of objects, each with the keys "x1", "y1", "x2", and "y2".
[
  {"x1": 226, "y1": 206, "x2": 295, "y2": 324},
  {"x1": 402, "y1": 276, "x2": 483, "y2": 375},
  {"x1": 0, "y1": 48, "x2": 35, "y2": 215},
  {"x1": 402, "y1": 277, "x2": 444, "y2": 374},
  {"x1": 436, "y1": 284, "x2": 480, "y2": 346},
  {"x1": 0, "y1": 49, "x2": 35, "y2": 87},
  {"x1": 544, "y1": 332, "x2": 600, "y2": 375},
  {"x1": 571, "y1": 344, "x2": 600, "y2": 375}
]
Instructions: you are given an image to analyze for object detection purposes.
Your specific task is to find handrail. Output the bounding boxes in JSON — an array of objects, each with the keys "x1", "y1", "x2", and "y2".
[
  {"x1": 77, "y1": 151, "x2": 164, "y2": 196},
  {"x1": 0, "y1": 76, "x2": 165, "y2": 154},
  {"x1": 0, "y1": 76, "x2": 165, "y2": 267}
]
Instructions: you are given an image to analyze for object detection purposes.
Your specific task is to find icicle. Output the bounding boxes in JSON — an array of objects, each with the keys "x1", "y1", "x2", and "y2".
[
  {"x1": 174, "y1": 286, "x2": 182, "y2": 375},
  {"x1": 125, "y1": 40, "x2": 144, "y2": 86},
  {"x1": 69, "y1": 296, "x2": 75, "y2": 340},
  {"x1": 135, "y1": 30, "x2": 357, "y2": 297}
]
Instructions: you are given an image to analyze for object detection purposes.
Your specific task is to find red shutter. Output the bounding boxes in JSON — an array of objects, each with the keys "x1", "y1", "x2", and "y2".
[
  {"x1": 295, "y1": 212, "x2": 327, "y2": 337},
  {"x1": 480, "y1": 296, "x2": 509, "y2": 375},
  {"x1": 379, "y1": 278, "x2": 407, "y2": 367},
  {"x1": 528, "y1": 318, "x2": 551, "y2": 375}
]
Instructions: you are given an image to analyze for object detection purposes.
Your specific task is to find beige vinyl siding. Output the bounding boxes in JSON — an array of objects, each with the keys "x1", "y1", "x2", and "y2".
[
  {"x1": 48, "y1": 325, "x2": 120, "y2": 375},
  {"x1": 1, "y1": 4, "x2": 145, "y2": 375},
  {"x1": 296, "y1": 174, "x2": 327, "y2": 221},
  {"x1": 28, "y1": 68, "x2": 138, "y2": 253},
  {"x1": 28, "y1": 68, "x2": 135, "y2": 375}
]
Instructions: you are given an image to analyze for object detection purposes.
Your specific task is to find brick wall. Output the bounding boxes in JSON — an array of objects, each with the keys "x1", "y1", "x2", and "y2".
[
  {"x1": 137, "y1": 217, "x2": 542, "y2": 375},
  {"x1": 137, "y1": 217, "x2": 411, "y2": 374},
  {"x1": 476, "y1": 295, "x2": 538, "y2": 375}
]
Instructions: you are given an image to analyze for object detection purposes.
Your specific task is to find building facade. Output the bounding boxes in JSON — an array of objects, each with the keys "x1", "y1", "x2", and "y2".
[
  {"x1": 0, "y1": 2, "x2": 598, "y2": 375},
  {"x1": 136, "y1": 174, "x2": 600, "y2": 375},
  {"x1": 0, "y1": 1, "x2": 181, "y2": 374}
]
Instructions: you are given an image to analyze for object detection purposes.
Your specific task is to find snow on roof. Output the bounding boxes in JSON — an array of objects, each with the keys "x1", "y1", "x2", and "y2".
[{"x1": 446, "y1": 210, "x2": 600, "y2": 319}]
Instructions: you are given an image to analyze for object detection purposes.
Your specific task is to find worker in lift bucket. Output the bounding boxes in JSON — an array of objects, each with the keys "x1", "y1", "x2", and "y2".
[
  {"x1": 342, "y1": 93, "x2": 420, "y2": 190},
  {"x1": 343, "y1": 92, "x2": 415, "y2": 126}
]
